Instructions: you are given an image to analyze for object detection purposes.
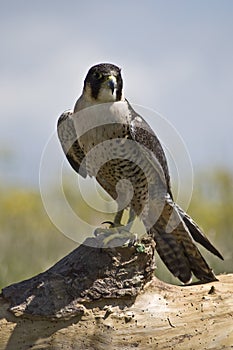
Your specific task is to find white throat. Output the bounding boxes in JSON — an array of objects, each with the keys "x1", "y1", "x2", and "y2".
[{"x1": 74, "y1": 85, "x2": 124, "y2": 112}]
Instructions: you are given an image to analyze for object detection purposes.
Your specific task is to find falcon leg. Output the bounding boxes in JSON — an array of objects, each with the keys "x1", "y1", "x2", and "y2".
[
  {"x1": 113, "y1": 209, "x2": 124, "y2": 226},
  {"x1": 126, "y1": 209, "x2": 145, "y2": 253},
  {"x1": 125, "y1": 208, "x2": 136, "y2": 230},
  {"x1": 113, "y1": 207, "x2": 136, "y2": 229}
]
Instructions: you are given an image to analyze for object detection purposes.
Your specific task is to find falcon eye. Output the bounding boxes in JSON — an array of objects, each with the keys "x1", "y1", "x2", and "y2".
[{"x1": 93, "y1": 72, "x2": 103, "y2": 80}]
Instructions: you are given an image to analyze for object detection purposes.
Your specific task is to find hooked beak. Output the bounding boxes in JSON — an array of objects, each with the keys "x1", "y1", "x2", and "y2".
[{"x1": 107, "y1": 75, "x2": 117, "y2": 94}]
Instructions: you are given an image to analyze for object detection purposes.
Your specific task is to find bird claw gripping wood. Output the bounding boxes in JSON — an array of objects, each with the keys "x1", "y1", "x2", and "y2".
[{"x1": 94, "y1": 222, "x2": 138, "y2": 248}]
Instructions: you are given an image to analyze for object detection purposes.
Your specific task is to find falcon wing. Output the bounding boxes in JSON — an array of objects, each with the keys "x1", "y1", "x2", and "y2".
[
  {"x1": 57, "y1": 110, "x2": 87, "y2": 178},
  {"x1": 58, "y1": 110, "x2": 119, "y2": 201},
  {"x1": 126, "y1": 100, "x2": 223, "y2": 262},
  {"x1": 126, "y1": 100, "x2": 173, "y2": 199}
]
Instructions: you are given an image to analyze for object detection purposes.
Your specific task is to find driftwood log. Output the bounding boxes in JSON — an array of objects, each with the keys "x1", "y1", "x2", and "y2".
[{"x1": 0, "y1": 234, "x2": 232, "y2": 350}]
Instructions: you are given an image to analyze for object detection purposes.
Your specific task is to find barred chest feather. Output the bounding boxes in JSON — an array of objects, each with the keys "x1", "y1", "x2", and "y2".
[
  {"x1": 72, "y1": 101, "x2": 134, "y2": 177},
  {"x1": 72, "y1": 100, "x2": 164, "y2": 217}
]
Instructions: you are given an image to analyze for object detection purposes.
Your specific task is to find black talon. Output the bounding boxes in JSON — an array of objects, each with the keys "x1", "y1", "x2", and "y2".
[{"x1": 101, "y1": 221, "x2": 115, "y2": 227}]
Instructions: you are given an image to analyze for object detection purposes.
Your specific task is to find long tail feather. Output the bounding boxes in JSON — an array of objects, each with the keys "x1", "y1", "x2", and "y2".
[
  {"x1": 149, "y1": 198, "x2": 218, "y2": 283},
  {"x1": 176, "y1": 205, "x2": 223, "y2": 260}
]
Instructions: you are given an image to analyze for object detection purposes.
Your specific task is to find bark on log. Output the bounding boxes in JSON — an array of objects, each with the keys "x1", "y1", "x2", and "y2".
[{"x1": 0, "y1": 234, "x2": 232, "y2": 350}]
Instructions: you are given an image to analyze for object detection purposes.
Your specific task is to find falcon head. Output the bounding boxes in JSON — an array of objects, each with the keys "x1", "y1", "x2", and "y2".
[{"x1": 83, "y1": 63, "x2": 123, "y2": 103}]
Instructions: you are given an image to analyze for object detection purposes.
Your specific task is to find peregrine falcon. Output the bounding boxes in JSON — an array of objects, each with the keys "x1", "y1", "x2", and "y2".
[{"x1": 57, "y1": 63, "x2": 223, "y2": 283}]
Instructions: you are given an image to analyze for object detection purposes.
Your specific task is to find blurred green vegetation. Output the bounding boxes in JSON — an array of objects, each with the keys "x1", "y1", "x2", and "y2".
[
  {"x1": 0, "y1": 188, "x2": 76, "y2": 290},
  {"x1": 0, "y1": 168, "x2": 232, "y2": 290}
]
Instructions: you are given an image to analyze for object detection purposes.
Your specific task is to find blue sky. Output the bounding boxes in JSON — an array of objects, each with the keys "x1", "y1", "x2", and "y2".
[{"x1": 1, "y1": 0, "x2": 233, "y2": 187}]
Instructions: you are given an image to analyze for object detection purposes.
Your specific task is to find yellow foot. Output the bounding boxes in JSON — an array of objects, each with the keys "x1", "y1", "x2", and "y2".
[{"x1": 94, "y1": 224, "x2": 137, "y2": 248}]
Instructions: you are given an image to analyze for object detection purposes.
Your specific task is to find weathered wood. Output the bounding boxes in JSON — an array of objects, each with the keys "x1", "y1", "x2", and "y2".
[
  {"x1": 1, "y1": 235, "x2": 155, "y2": 319},
  {"x1": 0, "y1": 234, "x2": 232, "y2": 350}
]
